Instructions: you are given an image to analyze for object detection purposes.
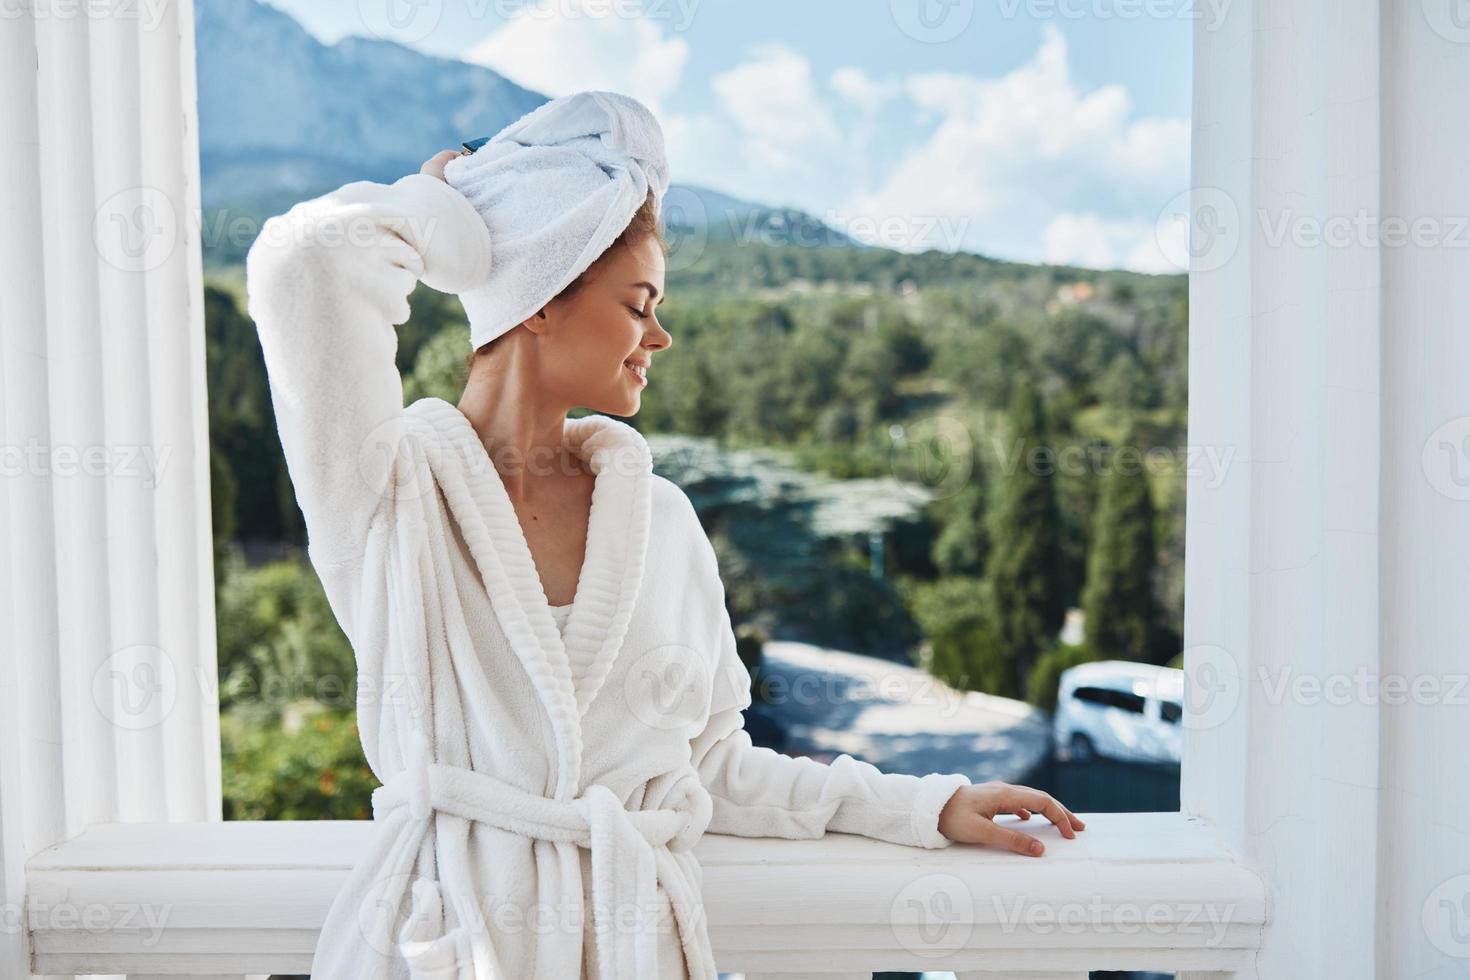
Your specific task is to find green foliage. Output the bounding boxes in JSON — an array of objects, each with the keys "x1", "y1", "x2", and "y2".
[
  {"x1": 1032, "y1": 307, "x2": 1129, "y2": 402},
  {"x1": 395, "y1": 284, "x2": 472, "y2": 376},
  {"x1": 1098, "y1": 352, "x2": 1156, "y2": 412},
  {"x1": 698, "y1": 504, "x2": 922, "y2": 660},
  {"x1": 221, "y1": 704, "x2": 376, "y2": 820},
  {"x1": 982, "y1": 377, "x2": 1067, "y2": 697},
  {"x1": 403, "y1": 324, "x2": 472, "y2": 404},
  {"x1": 930, "y1": 480, "x2": 990, "y2": 577},
  {"x1": 900, "y1": 575, "x2": 1009, "y2": 694},
  {"x1": 209, "y1": 442, "x2": 237, "y2": 547},
  {"x1": 1027, "y1": 643, "x2": 1101, "y2": 713},
  {"x1": 205, "y1": 283, "x2": 301, "y2": 545},
  {"x1": 941, "y1": 319, "x2": 1031, "y2": 411},
  {"x1": 213, "y1": 545, "x2": 358, "y2": 720},
  {"x1": 1081, "y1": 430, "x2": 1161, "y2": 662}
]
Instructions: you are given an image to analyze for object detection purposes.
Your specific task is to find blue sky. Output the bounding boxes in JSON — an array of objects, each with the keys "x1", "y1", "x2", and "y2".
[{"x1": 265, "y1": 0, "x2": 1196, "y2": 271}]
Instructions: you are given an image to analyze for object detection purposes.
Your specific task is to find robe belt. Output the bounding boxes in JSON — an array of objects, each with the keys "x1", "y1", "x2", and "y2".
[{"x1": 370, "y1": 749, "x2": 714, "y2": 979}]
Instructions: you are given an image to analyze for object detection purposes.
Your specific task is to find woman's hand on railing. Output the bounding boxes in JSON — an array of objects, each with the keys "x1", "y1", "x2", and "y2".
[
  {"x1": 937, "y1": 781, "x2": 1085, "y2": 856},
  {"x1": 419, "y1": 148, "x2": 465, "y2": 183}
]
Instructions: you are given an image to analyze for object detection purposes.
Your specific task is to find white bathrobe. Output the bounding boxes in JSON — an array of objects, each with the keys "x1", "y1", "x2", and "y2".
[{"x1": 244, "y1": 172, "x2": 972, "y2": 980}]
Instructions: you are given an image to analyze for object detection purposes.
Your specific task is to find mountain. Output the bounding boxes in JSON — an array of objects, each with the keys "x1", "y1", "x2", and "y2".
[
  {"x1": 194, "y1": 0, "x2": 547, "y2": 205},
  {"x1": 667, "y1": 185, "x2": 865, "y2": 250},
  {"x1": 194, "y1": 0, "x2": 859, "y2": 260}
]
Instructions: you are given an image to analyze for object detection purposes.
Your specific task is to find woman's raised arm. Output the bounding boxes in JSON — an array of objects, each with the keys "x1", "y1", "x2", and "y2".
[{"x1": 244, "y1": 154, "x2": 491, "y2": 567}]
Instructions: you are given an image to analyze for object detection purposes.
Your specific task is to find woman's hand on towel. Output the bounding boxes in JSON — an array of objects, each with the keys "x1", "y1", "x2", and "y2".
[
  {"x1": 936, "y1": 781, "x2": 1086, "y2": 856},
  {"x1": 420, "y1": 149, "x2": 463, "y2": 183}
]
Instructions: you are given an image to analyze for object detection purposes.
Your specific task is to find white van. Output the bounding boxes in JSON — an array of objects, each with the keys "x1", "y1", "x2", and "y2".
[{"x1": 1053, "y1": 660, "x2": 1184, "y2": 764}]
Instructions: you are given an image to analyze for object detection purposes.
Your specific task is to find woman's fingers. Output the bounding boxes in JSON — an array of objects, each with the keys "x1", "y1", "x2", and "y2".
[
  {"x1": 1004, "y1": 785, "x2": 1081, "y2": 838},
  {"x1": 959, "y1": 782, "x2": 1087, "y2": 855},
  {"x1": 978, "y1": 819, "x2": 1046, "y2": 857},
  {"x1": 419, "y1": 149, "x2": 461, "y2": 182}
]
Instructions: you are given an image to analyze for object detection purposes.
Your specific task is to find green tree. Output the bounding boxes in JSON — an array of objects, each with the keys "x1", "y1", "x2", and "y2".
[
  {"x1": 221, "y1": 704, "x2": 375, "y2": 820},
  {"x1": 403, "y1": 326, "x2": 472, "y2": 404},
  {"x1": 205, "y1": 283, "x2": 300, "y2": 546},
  {"x1": 1081, "y1": 431, "x2": 1160, "y2": 661},
  {"x1": 946, "y1": 319, "x2": 1031, "y2": 410},
  {"x1": 983, "y1": 376, "x2": 1067, "y2": 697},
  {"x1": 213, "y1": 545, "x2": 358, "y2": 720},
  {"x1": 902, "y1": 575, "x2": 1008, "y2": 695},
  {"x1": 931, "y1": 480, "x2": 990, "y2": 577},
  {"x1": 1097, "y1": 352, "x2": 1154, "y2": 412},
  {"x1": 1027, "y1": 643, "x2": 1100, "y2": 713}
]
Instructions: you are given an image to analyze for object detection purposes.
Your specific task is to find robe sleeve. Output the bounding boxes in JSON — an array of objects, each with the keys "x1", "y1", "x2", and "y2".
[
  {"x1": 245, "y1": 172, "x2": 493, "y2": 568},
  {"x1": 686, "y1": 531, "x2": 972, "y2": 850}
]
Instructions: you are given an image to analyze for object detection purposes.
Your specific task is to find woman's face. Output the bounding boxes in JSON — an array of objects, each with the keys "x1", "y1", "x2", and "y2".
[{"x1": 537, "y1": 234, "x2": 671, "y2": 417}]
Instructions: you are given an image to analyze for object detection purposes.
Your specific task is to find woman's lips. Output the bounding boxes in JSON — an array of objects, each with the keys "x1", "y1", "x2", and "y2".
[{"x1": 623, "y1": 362, "x2": 648, "y2": 387}]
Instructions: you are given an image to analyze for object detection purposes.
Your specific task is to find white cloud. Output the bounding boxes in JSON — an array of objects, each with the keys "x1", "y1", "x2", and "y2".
[
  {"x1": 845, "y1": 24, "x2": 1190, "y2": 268},
  {"x1": 463, "y1": 0, "x2": 688, "y2": 116},
  {"x1": 1042, "y1": 211, "x2": 1180, "y2": 273},
  {"x1": 465, "y1": 14, "x2": 1189, "y2": 271},
  {"x1": 662, "y1": 43, "x2": 857, "y2": 212},
  {"x1": 1105, "y1": 116, "x2": 1193, "y2": 187},
  {"x1": 901, "y1": 27, "x2": 1132, "y2": 162},
  {"x1": 1129, "y1": 214, "x2": 1184, "y2": 273},
  {"x1": 707, "y1": 43, "x2": 841, "y2": 173},
  {"x1": 830, "y1": 67, "x2": 900, "y2": 114},
  {"x1": 1045, "y1": 212, "x2": 1125, "y2": 268}
]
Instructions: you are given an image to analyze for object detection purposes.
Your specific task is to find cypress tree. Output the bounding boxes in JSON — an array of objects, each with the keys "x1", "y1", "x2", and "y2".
[
  {"x1": 983, "y1": 376, "x2": 1066, "y2": 697},
  {"x1": 1082, "y1": 430, "x2": 1160, "y2": 661}
]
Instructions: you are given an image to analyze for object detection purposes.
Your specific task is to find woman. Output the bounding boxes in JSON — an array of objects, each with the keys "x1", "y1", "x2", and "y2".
[{"x1": 245, "y1": 90, "x2": 1083, "y2": 980}]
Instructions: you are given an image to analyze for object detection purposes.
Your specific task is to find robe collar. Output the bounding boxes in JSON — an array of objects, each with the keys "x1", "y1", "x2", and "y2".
[{"x1": 404, "y1": 397, "x2": 653, "y2": 798}]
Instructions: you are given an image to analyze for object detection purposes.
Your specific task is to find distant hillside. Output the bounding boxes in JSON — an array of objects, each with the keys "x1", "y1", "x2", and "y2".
[
  {"x1": 195, "y1": 0, "x2": 546, "y2": 204},
  {"x1": 195, "y1": 0, "x2": 859, "y2": 263}
]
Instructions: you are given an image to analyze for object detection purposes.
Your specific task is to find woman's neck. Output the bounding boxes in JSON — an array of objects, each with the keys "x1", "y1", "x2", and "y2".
[{"x1": 456, "y1": 361, "x2": 584, "y2": 498}]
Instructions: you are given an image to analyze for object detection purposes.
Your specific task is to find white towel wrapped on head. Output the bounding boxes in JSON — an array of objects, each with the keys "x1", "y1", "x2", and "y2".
[{"x1": 443, "y1": 90, "x2": 670, "y2": 351}]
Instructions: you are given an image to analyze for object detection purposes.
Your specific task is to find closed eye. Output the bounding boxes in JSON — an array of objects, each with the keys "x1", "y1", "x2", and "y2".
[{"x1": 627, "y1": 306, "x2": 649, "y2": 319}]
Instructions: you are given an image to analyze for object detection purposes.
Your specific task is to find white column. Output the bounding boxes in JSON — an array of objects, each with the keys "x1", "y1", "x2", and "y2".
[
  {"x1": 1185, "y1": 0, "x2": 1470, "y2": 977},
  {"x1": 1, "y1": 0, "x2": 221, "y2": 977},
  {"x1": 1377, "y1": 3, "x2": 1470, "y2": 976}
]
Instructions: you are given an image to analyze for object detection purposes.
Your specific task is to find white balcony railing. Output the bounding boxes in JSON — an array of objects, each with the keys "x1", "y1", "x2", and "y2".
[{"x1": 26, "y1": 811, "x2": 1264, "y2": 977}]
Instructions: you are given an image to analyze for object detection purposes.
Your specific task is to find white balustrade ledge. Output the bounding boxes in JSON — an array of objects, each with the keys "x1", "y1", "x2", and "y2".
[{"x1": 24, "y1": 811, "x2": 1264, "y2": 978}]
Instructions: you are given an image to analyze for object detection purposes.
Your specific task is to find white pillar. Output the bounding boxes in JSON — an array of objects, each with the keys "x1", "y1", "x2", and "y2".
[
  {"x1": 1, "y1": 0, "x2": 221, "y2": 977},
  {"x1": 1377, "y1": 3, "x2": 1470, "y2": 975},
  {"x1": 1185, "y1": 0, "x2": 1470, "y2": 976}
]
